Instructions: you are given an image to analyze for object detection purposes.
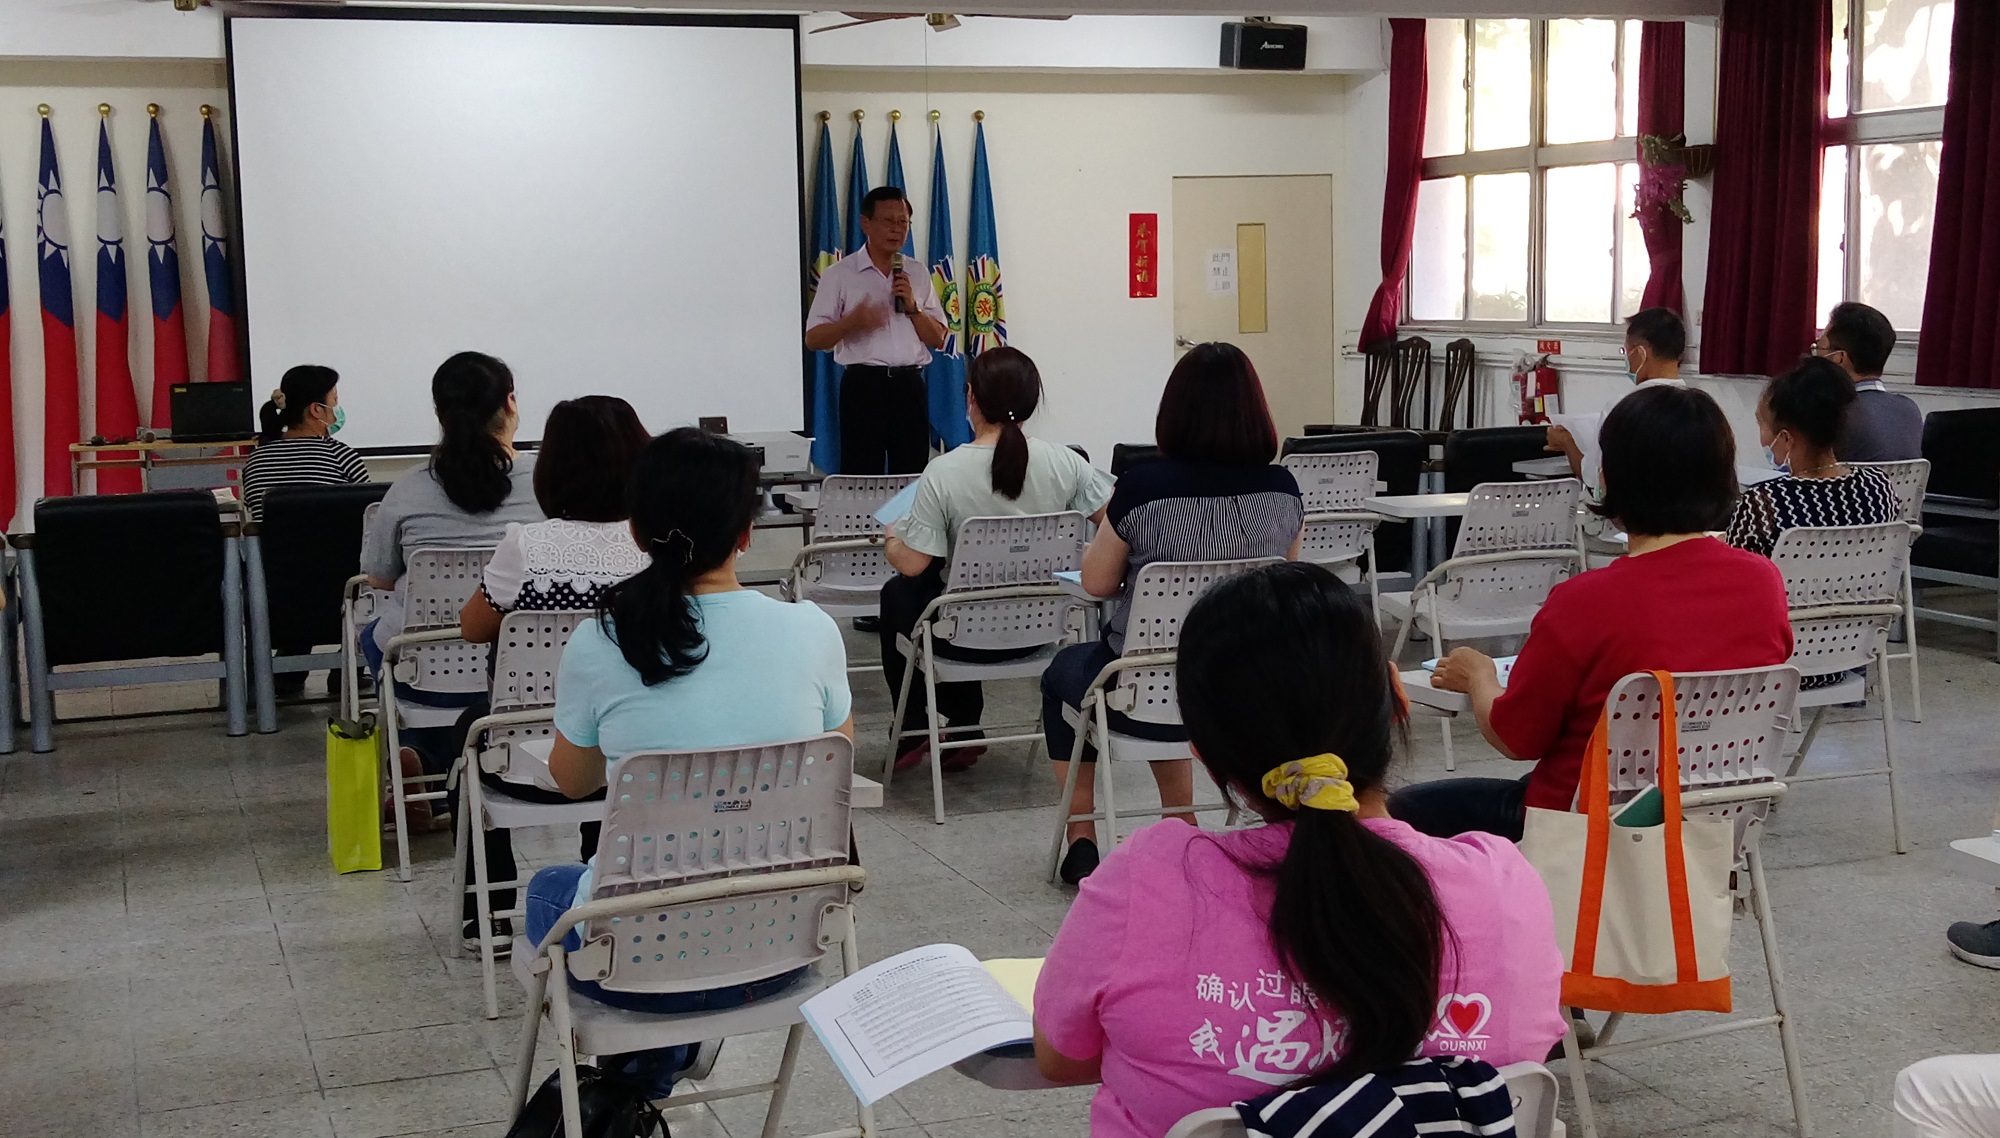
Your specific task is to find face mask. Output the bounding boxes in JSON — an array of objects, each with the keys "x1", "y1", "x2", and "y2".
[
  {"x1": 323, "y1": 405, "x2": 345, "y2": 436},
  {"x1": 1624, "y1": 349, "x2": 1645, "y2": 384},
  {"x1": 1763, "y1": 443, "x2": 1789, "y2": 472}
]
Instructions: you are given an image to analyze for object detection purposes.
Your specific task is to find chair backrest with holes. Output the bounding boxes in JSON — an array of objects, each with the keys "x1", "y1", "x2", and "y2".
[
  {"x1": 1283, "y1": 451, "x2": 1382, "y2": 566},
  {"x1": 490, "y1": 609, "x2": 589, "y2": 713},
  {"x1": 1600, "y1": 666, "x2": 1799, "y2": 861},
  {"x1": 349, "y1": 500, "x2": 387, "y2": 626},
  {"x1": 1769, "y1": 523, "x2": 1908, "y2": 677},
  {"x1": 1116, "y1": 559, "x2": 1279, "y2": 727},
  {"x1": 1850, "y1": 459, "x2": 1931, "y2": 532},
  {"x1": 396, "y1": 547, "x2": 497, "y2": 694},
  {"x1": 812, "y1": 474, "x2": 918, "y2": 540},
  {"x1": 1159, "y1": 1061, "x2": 1563, "y2": 1138},
  {"x1": 934, "y1": 512, "x2": 1087, "y2": 651},
  {"x1": 1453, "y1": 479, "x2": 1582, "y2": 556},
  {"x1": 584, "y1": 733, "x2": 854, "y2": 994}
]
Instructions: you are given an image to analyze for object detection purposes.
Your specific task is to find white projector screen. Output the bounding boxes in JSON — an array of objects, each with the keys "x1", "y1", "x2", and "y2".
[{"x1": 227, "y1": 13, "x2": 804, "y2": 451}]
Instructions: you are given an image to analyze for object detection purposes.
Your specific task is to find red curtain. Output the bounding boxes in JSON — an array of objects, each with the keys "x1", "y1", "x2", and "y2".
[
  {"x1": 1359, "y1": 19, "x2": 1427, "y2": 351},
  {"x1": 1916, "y1": 2, "x2": 2000, "y2": 388},
  {"x1": 1637, "y1": 21, "x2": 1687, "y2": 314},
  {"x1": 1699, "y1": 0, "x2": 1829, "y2": 377}
]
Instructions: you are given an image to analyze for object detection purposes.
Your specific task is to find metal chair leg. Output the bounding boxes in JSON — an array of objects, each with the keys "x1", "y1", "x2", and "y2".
[
  {"x1": 1048, "y1": 700, "x2": 1093, "y2": 882},
  {"x1": 757, "y1": 1022, "x2": 807, "y2": 1138},
  {"x1": 1877, "y1": 641, "x2": 1907, "y2": 855},
  {"x1": 1561, "y1": 1018, "x2": 1599, "y2": 1138},
  {"x1": 19, "y1": 548, "x2": 54, "y2": 754},
  {"x1": 220, "y1": 535, "x2": 249, "y2": 738},
  {"x1": 922, "y1": 629, "x2": 947, "y2": 825},
  {"x1": 1783, "y1": 707, "x2": 1828, "y2": 780},
  {"x1": 883, "y1": 632, "x2": 922, "y2": 789},
  {"x1": 1097, "y1": 699, "x2": 1119, "y2": 850},
  {"x1": 382, "y1": 676, "x2": 414, "y2": 883},
  {"x1": 466, "y1": 772, "x2": 504, "y2": 1020},
  {"x1": 1749, "y1": 844, "x2": 1813, "y2": 1138},
  {"x1": 241, "y1": 535, "x2": 278, "y2": 734},
  {"x1": 1902, "y1": 558, "x2": 1922, "y2": 721}
]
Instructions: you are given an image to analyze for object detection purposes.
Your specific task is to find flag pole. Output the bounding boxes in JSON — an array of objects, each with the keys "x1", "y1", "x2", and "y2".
[
  {"x1": 38, "y1": 104, "x2": 50, "y2": 116},
  {"x1": 148, "y1": 103, "x2": 160, "y2": 116},
  {"x1": 818, "y1": 110, "x2": 830, "y2": 123},
  {"x1": 100, "y1": 104, "x2": 111, "y2": 117}
]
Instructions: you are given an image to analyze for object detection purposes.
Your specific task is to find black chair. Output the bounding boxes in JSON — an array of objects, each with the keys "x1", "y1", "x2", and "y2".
[
  {"x1": 1911, "y1": 408, "x2": 2000, "y2": 657},
  {"x1": 243, "y1": 482, "x2": 391, "y2": 712},
  {"x1": 1361, "y1": 339, "x2": 1396, "y2": 427},
  {"x1": 1110, "y1": 443, "x2": 1161, "y2": 477},
  {"x1": 1433, "y1": 338, "x2": 1478, "y2": 439},
  {"x1": 1440, "y1": 426, "x2": 1562, "y2": 548},
  {"x1": 1390, "y1": 337, "x2": 1433, "y2": 429},
  {"x1": 14, "y1": 491, "x2": 261, "y2": 752},
  {"x1": 1282, "y1": 429, "x2": 1425, "y2": 574}
]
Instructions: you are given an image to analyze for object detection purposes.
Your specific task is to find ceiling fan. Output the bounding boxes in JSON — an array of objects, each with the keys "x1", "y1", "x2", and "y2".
[{"x1": 811, "y1": 12, "x2": 1072, "y2": 33}]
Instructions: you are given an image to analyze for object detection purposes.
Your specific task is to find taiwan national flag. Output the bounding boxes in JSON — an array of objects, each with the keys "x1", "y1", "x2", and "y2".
[
  {"x1": 200, "y1": 111, "x2": 241, "y2": 384},
  {"x1": 146, "y1": 111, "x2": 189, "y2": 430},
  {"x1": 807, "y1": 117, "x2": 845, "y2": 476},
  {"x1": 38, "y1": 116, "x2": 80, "y2": 499},
  {"x1": 0, "y1": 185, "x2": 19, "y2": 524},
  {"x1": 95, "y1": 118, "x2": 141, "y2": 493},
  {"x1": 923, "y1": 123, "x2": 970, "y2": 451},
  {"x1": 964, "y1": 119, "x2": 1007, "y2": 357},
  {"x1": 883, "y1": 117, "x2": 915, "y2": 258},
  {"x1": 843, "y1": 120, "x2": 869, "y2": 256}
]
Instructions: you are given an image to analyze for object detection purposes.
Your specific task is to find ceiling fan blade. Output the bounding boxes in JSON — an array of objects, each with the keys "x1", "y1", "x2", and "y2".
[
  {"x1": 961, "y1": 13, "x2": 1074, "y2": 19},
  {"x1": 811, "y1": 13, "x2": 917, "y2": 33}
]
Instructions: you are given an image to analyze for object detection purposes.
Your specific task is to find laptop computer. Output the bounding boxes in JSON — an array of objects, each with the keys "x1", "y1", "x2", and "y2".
[{"x1": 169, "y1": 381, "x2": 255, "y2": 443}]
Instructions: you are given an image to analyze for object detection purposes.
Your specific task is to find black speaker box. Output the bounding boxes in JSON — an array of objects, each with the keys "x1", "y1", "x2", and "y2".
[{"x1": 1220, "y1": 21, "x2": 1307, "y2": 71}]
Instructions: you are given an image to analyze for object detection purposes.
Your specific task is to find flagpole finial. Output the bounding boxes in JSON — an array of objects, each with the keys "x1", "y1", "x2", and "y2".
[
  {"x1": 200, "y1": 104, "x2": 213, "y2": 118},
  {"x1": 147, "y1": 103, "x2": 161, "y2": 116},
  {"x1": 929, "y1": 109, "x2": 940, "y2": 122},
  {"x1": 817, "y1": 110, "x2": 831, "y2": 123},
  {"x1": 973, "y1": 110, "x2": 985, "y2": 122},
  {"x1": 99, "y1": 103, "x2": 112, "y2": 117},
  {"x1": 852, "y1": 109, "x2": 864, "y2": 122},
  {"x1": 889, "y1": 109, "x2": 901, "y2": 122},
  {"x1": 37, "y1": 104, "x2": 50, "y2": 117}
]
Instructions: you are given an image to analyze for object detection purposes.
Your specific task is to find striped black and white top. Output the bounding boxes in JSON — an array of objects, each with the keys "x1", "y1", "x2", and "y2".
[
  {"x1": 1104, "y1": 458, "x2": 1303, "y2": 652},
  {"x1": 1235, "y1": 1056, "x2": 1518, "y2": 1138},
  {"x1": 239, "y1": 435, "x2": 370, "y2": 522},
  {"x1": 1724, "y1": 467, "x2": 1899, "y2": 559}
]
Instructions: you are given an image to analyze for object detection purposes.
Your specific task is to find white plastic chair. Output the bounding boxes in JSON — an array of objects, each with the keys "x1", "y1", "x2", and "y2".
[
  {"x1": 1280, "y1": 451, "x2": 1384, "y2": 620},
  {"x1": 1850, "y1": 459, "x2": 1930, "y2": 721},
  {"x1": 339, "y1": 499, "x2": 386, "y2": 721},
  {"x1": 1161, "y1": 1060, "x2": 1565, "y2": 1138},
  {"x1": 448, "y1": 608, "x2": 596, "y2": 1020},
  {"x1": 1381, "y1": 479, "x2": 1584, "y2": 770},
  {"x1": 1768, "y1": 522, "x2": 1911, "y2": 853},
  {"x1": 1044, "y1": 559, "x2": 1274, "y2": 881},
  {"x1": 507, "y1": 732, "x2": 868, "y2": 1138},
  {"x1": 1558, "y1": 666, "x2": 1809, "y2": 1138},
  {"x1": 380, "y1": 546, "x2": 497, "y2": 882},
  {"x1": 883, "y1": 511, "x2": 1086, "y2": 824},
  {"x1": 783, "y1": 474, "x2": 917, "y2": 673}
]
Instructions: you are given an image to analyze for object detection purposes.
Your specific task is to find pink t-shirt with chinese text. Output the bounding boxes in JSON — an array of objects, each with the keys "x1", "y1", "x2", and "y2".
[{"x1": 1035, "y1": 817, "x2": 1566, "y2": 1138}]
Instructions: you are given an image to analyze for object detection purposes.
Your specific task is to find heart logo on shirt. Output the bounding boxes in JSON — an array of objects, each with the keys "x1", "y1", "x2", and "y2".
[{"x1": 1439, "y1": 993, "x2": 1492, "y2": 1040}]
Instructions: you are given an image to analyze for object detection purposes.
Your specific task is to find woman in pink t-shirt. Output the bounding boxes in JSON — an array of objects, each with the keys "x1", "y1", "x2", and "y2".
[{"x1": 1032, "y1": 563, "x2": 1566, "y2": 1138}]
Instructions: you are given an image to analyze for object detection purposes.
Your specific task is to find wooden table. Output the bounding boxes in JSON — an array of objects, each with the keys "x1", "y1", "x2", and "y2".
[{"x1": 71, "y1": 437, "x2": 257, "y2": 493}]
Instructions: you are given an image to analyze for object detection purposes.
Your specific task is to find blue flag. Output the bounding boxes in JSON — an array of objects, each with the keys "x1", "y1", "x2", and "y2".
[
  {"x1": 964, "y1": 120, "x2": 1006, "y2": 356},
  {"x1": 924, "y1": 123, "x2": 971, "y2": 451},
  {"x1": 843, "y1": 123, "x2": 869, "y2": 256},
  {"x1": 808, "y1": 118, "x2": 845, "y2": 475},
  {"x1": 883, "y1": 119, "x2": 915, "y2": 258}
]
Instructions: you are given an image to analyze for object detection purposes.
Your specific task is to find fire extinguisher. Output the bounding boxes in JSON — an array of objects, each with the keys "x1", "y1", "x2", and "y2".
[{"x1": 1512, "y1": 354, "x2": 1563, "y2": 425}]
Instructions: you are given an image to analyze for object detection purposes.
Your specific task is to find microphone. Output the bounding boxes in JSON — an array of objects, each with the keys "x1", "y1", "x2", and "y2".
[{"x1": 892, "y1": 252, "x2": 907, "y2": 314}]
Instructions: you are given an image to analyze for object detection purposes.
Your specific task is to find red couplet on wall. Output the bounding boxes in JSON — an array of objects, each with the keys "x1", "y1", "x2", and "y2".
[{"x1": 1129, "y1": 213, "x2": 1158, "y2": 298}]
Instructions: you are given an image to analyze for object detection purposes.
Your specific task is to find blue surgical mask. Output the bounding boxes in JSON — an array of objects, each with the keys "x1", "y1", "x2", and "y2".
[
  {"x1": 1625, "y1": 367, "x2": 1640, "y2": 385},
  {"x1": 1763, "y1": 444, "x2": 1787, "y2": 472},
  {"x1": 327, "y1": 406, "x2": 346, "y2": 436}
]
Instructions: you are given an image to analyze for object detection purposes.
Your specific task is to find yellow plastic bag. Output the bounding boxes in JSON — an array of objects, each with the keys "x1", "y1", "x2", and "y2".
[{"x1": 327, "y1": 715, "x2": 383, "y2": 874}]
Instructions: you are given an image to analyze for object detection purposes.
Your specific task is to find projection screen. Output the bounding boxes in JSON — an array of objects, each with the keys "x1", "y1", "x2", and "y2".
[{"x1": 227, "y1": 11, "x2": 804, "y2": 450}]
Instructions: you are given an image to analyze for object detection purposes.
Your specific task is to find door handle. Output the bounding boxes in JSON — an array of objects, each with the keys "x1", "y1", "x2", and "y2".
[{"x1": 1175, "y1": 335, "x2": 1197, "y2": 351}]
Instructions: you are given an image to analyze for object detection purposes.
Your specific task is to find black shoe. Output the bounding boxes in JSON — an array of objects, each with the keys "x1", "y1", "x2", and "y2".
[
  {"x1": 272, "y1": 671, "x2": 308, "y2": 697},
  {"x1": 461, "y1": 917, "x2": 514, "y2": 957},
  {"x1": 852, "y1": 616, "x2": 880, "y2": 633},
  {"x1": 1059, "y1": 838, "x2": 1100, "y2": 886},
  {"x1": 1948, "y1": 919, "x2": 2000, "y2": 969}
]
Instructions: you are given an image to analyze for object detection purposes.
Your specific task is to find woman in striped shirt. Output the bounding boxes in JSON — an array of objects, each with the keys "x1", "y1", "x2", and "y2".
[{"x1": 240, "y1": 364, "x2": 370, "y2": 521}]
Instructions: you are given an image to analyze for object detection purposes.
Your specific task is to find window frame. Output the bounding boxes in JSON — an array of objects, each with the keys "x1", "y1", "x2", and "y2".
[
  {"x1": 1409, "y1": 18, "x2": 1646, "y2": 332},
  {"x1": 1821, "y1": 0, "x2": 1948, "y2": 331}
]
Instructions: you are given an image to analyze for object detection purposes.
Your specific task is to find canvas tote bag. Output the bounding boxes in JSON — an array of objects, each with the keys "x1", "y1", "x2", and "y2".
[{"x1": 1518, "y1": 670, "x2": 1736, "y2": 1014}]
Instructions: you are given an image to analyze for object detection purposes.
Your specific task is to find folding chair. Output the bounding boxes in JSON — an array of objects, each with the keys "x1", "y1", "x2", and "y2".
[
  {"x1": 1161, "y1": 1061, "x2": 1566, "y2": 1138},
  {"x1": 242, "y1": 482, "x2": 388, "y2": 721},
  {"x1": 1850, "y1": 459, "x2": 1931, "y2": 721},
  {"x1": 380, "y1": 546, "x2": 497, "y2": 882},
  {"x1": 449, "y1": 608, "x2": 595, "y2": 1020},
  {"x1": 14, "y1": 491, "x2": 255, "y2": 753},
  {"x1": 508, "y1": 733, "x2": 869, "y2": 1138},
  {"x1": 782, "y1": 474, "x2": 916, "y2": 673},
  {"x1": 1045, "y1": 559, "x2": 1273, "y2": 881},
  {"x1": 1559, "y1": 666, "x2": 1810, "y2": 1138},
  {"x1": 883, "y1": 511, "x2": 1086, "y2": 824},
  {"x1": 1769, "y1": 522, "x2": 1910, "y2": 853},
  {"x1": 1279, "y1": 450, "x2": 1383, "y2": 621},
  {"x1": 340, "y1": 499, "x2": 386, "y2": 722},
  {"x1": 1381, "y1": 479, "x2": 1584, "y2": 770}
]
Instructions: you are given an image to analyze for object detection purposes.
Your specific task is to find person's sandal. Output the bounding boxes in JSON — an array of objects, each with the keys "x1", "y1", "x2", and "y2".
[{"x1": 1059, "y1": 838, "x2": 1100, "y2": 886}]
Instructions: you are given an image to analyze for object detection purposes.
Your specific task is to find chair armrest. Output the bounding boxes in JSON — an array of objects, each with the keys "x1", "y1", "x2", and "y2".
[
  {"x1": 913, "y1": 583, "x2": 1075, "y2": 628},
  {"x1": 383, "y1": 627, "x2": 470, "y2": 660},
  {"x1": 1302, "y1": 511, "x2": 1384, "y2": 526},
  {"x1": 1789, "y1": 602, "x2": 1902, "y2": 621},
  {"x1": 4, "y1": 533, "x2": 28, "y2": 551},
  {"x1": 1681, "y1": 781, "x2": 1787, "y2": 810},
  {"x1": 534, "y1": 864, "x2": 869, "y2": 954}
]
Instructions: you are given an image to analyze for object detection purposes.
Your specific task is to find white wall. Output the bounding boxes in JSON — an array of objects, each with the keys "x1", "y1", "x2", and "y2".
[
  {"x1": 801, "y1": 15, "x2": 1384, "y2": 72},
  {"x1": 1, "y1": 0, "x2": 222, "y2": 60},
  {"x1": 0, "y1": 59, "x2": 227, "y2": 522},
  {"x1": 804, "y1": 68, "x2": 1350, "y2": 464}
]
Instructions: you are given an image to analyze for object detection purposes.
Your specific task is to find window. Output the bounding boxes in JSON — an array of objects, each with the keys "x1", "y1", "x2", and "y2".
[
  {"x1": 1819, "y1": 0, "x2": 1952, "y2": 332},
  {"x1": 1408, "y1": 18, "x2": 1649, "y2": 327}
]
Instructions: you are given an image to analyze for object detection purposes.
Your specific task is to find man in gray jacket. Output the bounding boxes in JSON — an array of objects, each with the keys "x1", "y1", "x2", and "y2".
[{"x1": 1816, "y1": 301, "x2": 1924, "y2": 462}]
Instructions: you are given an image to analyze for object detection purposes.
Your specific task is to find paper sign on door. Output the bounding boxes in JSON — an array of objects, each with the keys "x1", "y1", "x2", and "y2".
[{"x1": 1207, "y1": 249, "x2": 1236, "y2": 295}]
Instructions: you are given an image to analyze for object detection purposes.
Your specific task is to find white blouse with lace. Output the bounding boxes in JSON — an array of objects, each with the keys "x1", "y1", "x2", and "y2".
[{"x1": 480, "y1": 518, "x2": 646, "y2": 613}]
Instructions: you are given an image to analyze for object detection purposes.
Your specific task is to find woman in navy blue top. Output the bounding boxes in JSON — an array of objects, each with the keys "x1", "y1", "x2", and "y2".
[{"x1": 1045, "y1": 343, "x2": 1302, "y2": 883}]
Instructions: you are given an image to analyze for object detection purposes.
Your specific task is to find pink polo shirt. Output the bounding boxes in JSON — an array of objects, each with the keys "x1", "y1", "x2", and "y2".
[
  {"x1": 1036, "y1": 818, "x2": 1566, "y2": 1138},
  {"x1": 805, "y1": 246, "x2": 946, "y2": 368}
]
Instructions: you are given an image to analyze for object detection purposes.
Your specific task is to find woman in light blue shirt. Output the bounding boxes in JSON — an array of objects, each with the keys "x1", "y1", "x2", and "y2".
[{"x1": 526, "y1": 428, "x2": 851, "y2": 1097}]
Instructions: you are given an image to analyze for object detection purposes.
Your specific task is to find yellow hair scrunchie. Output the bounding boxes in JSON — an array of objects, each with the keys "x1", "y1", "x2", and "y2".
[{"x1": 1261, "y1": 754, "x2": 1360, "y2": 813}]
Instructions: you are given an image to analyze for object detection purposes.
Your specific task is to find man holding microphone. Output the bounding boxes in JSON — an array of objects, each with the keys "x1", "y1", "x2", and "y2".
[{"x1": 806, "y1": 186, "x2": 949, "y2": 474}]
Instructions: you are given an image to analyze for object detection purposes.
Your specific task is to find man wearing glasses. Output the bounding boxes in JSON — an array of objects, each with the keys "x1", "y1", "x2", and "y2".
[{"x1": 1814, "y1": 301, "x2": 1923, "y2": 463}]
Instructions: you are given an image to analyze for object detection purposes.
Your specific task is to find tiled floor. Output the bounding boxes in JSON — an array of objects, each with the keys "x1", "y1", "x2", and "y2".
[{"x1": 6, "y1": 613, "x2": 2000, "y2": 1138}]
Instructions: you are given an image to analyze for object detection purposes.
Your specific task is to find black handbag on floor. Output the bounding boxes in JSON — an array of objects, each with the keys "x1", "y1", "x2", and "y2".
[{"x1": 506, "y1": 1066, "x2": 667, "y2": 1138}]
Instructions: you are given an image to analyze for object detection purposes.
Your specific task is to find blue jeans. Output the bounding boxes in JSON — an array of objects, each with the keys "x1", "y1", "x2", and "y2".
[
  {"x1": 1387, "y1": 774, "x2": 1531, "y2": 841},
  {"x1": 1039, "y1": 641, "x2": 1188, "y2": 764},
  {"x1": 525, "y1": 865, "x2": 811, "y2": 1093}
]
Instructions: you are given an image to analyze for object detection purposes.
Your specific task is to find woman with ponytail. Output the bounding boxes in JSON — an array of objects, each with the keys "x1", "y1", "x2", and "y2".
[
  {"x1": 523, "y1": 428, "x2": 852, "y2": 1098},
  {"x1": 880, "y1": 346, "x2": 1114, "y2": 770},
  {"x1": 1033, "y1": 563, "x2": 1564, "y2": 1138},
  {"x1": 240, "y1": 364, "x2": 368, "y2": 522}
]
